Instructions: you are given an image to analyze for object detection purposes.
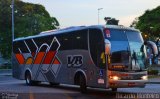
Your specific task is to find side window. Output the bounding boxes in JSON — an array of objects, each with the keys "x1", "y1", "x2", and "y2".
[
  {"x1": 14, "y1": 40, "x2": 29, "y2": 53},
  {"x1": 25, "y1": 39, "x2": 37, "y2": 53},
  {"x1": 34, "y1": 37, "x2": 42, "y2": 47},
  {"x1": 58, "y1": 32, "x2": 73, "y2": 50},
  {"x1": 13, "y1": 41, "x2": 20, "y2": 54},
  {"x1": 31, "y1": 36, "x2": 60, "y2": 52},
  {"x1": 58, "y1": 29, "x2": 88, "y2": 50},
  {"x1": 89, "y1": 29, "x2": 105, "y2": 68},
  {"x1": 72, "y1": 30, "x2": 88, "y2": 50}
]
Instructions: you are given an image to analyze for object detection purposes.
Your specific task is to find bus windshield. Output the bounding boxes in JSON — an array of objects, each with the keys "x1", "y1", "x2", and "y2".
[
  {"x1": 127, "y1": 31, "x2": 146, "y2": 71},
  {"x1": 105, "y1": 29, "x2": 147, "y2": 71}
]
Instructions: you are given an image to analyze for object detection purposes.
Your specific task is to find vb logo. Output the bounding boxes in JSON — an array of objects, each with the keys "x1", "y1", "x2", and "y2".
[{"x1": 67, "y1": 55, "x2": 83, "y2": 67}]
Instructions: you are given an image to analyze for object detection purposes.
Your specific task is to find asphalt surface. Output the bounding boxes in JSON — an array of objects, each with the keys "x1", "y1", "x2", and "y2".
[
  {"x1": 0, "y1": 76, "x2": 116, "y2": 99},
  {"x1": 0, "y1": 76, "x2": 160, "y2": 99}
]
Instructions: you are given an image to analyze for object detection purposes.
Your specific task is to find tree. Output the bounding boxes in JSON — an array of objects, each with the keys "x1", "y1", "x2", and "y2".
[
  {"x1": 133, "y1": 6, "x2": 160, "y2": 40},
  {"x1": 130, "y1": 17, "x2": 138, "y2": 28},
  {"x1": 0, "y1": 0, "x2": 60, "y2": 59}
]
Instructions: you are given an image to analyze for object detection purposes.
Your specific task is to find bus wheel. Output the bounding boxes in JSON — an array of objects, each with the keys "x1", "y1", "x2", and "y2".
[
  {"x1": 79, "y1": 75, "x2": 87, "y2": 93},
  {"x1": 25, "y1": 72, "x2": 32, "y2": 86},
  {"x1": 112, "y1": 88, "x2": 117, "y2": 92},
  {"x1": 25, "y1": 72, "x2": 40, "y2": 86}
]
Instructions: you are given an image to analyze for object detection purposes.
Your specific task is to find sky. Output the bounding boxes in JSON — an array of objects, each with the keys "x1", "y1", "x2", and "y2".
[{"x1": 22, "y1": 0, "x2": 160, "y2": 28}]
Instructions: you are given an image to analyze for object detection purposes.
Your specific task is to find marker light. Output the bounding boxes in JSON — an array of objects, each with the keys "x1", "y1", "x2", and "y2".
[
  {"x1": 105, "y1": 29, "x2": 111, "y2": 38},
  {"x1": 141, "y1": 76, "x2": 148, "y2": 80},
  {"x1": 110, "y1": 76, "x2": 120, "y2": 80}
]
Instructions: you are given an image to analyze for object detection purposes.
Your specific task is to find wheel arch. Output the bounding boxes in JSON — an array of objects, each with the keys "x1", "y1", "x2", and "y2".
[
  {"x1": 74, "y1": 69, "x2": 87, "y2": 85},
  {"x1": 24, "y1": 68, "x2": 33, "y2": 80}
]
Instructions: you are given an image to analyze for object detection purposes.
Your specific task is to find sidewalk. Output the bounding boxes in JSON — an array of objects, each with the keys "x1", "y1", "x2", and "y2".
[
  {"x1": 148, "y1": 75, "x2": 160, "y2": 84},
  {"x1": 0, "y1": 69, "x2": 12, "y2": 76}
]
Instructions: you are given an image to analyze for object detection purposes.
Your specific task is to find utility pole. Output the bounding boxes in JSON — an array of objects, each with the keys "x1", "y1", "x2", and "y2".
[
  {"x1": 98, "y1": 8, "x2": 103, "y2": 25},
  {"x1": 12, "y1": 0, "x2": 14, "y2": 41},
  {"x1": 11, "y1": 0, "x2": 15, "y2": 64}
]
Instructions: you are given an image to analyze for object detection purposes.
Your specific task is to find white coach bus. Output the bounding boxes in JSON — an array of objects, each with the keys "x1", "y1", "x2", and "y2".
[{"x1": 12, "y1": 25, "x2": 149, "y2": 93}]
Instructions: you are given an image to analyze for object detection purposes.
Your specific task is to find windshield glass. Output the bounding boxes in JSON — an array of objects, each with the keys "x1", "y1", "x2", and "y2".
[
  {"x1": 105, "y1": 29, "x2": 147, "y2": 71},
  {"x1": 126, "y1": 31, "x2": 147, "y2": 70}
]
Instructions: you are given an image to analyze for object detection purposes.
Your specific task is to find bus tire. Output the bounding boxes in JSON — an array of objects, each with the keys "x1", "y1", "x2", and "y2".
[
  {"x1": 32, "y1": 81, "x2": 41, "y2": 86},
  {"x1": 79, "y1": 74, "x2": 87, "y2": 93},
  {"x1": 25, "y1": 71, "x2": 40, "y2": 86},
  {"x1": 25, "y1": 72, "x2": 33, "y2": 86},
  {"x1": 112, "y1": 88, "x2": 117, "y2": 92},
  {"x1": 50, "y1": 82, "x2": 60, "y2": 86}
]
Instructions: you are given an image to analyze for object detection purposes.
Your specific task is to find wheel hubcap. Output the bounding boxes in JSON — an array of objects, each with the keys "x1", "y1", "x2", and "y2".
[{"x1": 26, "y1": 76, "x2": 30, "y2": 84}]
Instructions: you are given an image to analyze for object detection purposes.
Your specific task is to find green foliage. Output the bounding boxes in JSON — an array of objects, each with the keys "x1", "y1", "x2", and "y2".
[
  {"x1": 148, "y1": 69, "x2": 159, "y2": 75},
  {"x1": 0, "y1": 0, "x2": 59, "y2": 59},
  {"x1": 0, "y1": 64, "x2": 12, "y2": 69},
  {"x1": 134, "y1": 6, "x2": 160, "y2": 40}
]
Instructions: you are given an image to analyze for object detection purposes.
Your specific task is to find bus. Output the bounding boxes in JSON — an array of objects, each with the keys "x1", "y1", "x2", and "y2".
[{"x1": 12, "y1": 25, "x2": 149, "y2": 93}]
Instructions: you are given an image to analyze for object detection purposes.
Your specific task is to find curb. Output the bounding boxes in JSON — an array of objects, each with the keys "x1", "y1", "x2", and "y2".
[
  {"x1": 147, "y1": 82, "x2": 160, "y2": 84},
  {"x1": 0, "y1": 73, "x2": 12, "y2": 76}
]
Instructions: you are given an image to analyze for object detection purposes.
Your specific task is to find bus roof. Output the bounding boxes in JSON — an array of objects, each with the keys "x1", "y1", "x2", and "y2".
[{"x1": 14, "y1": 25, "x2": 139, "y2": 41}]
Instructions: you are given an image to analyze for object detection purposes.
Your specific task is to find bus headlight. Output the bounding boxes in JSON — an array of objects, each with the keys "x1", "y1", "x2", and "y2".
[
  {"x1": 141, "y1": 76, "x2": 148, "y2": 80},
  {"x1": 110, "y1": 76, "x2": 120, "y2": 80}
]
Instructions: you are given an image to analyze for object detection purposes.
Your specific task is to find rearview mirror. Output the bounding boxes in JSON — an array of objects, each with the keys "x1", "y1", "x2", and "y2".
[
  {"x1": 105, "y1": 39, "x2": 111, "y2": 55},
  {"x1": 147, "y1": 41, "x2": 158, "y2": 55}
]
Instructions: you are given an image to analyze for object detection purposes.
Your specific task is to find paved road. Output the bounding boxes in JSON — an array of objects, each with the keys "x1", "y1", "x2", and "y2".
[{"x1": 0, "y1": 76, "x2": 160, "y2": 99}]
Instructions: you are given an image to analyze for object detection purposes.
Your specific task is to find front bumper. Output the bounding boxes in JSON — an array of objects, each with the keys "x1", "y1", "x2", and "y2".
[{"x1": 109, "y1": 80, "x2": 147, "y2": 88}]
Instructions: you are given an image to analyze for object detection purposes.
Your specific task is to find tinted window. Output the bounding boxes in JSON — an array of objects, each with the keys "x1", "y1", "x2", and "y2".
[
  {"x1": 126, "y1": 31, "x2": 143, "y2": 42},
  {"x1": 13, "y1": 41, "x2": 29, "y2": 53},
  {"x1": 25, "y1": 39, "x2": 38, "y2": 53},
  {"x1": 72, "y1": 30, "x2": 88, "y2": 49},
  {"x1": 105, "y1": 29, "x2": 127, "y2": 41},
  {"x1": 104, "y1": 29, "x2": 130, "y2": 66},
  {"x1": 89, "y1": 29, "x2": 105, "y2": 68},
  {"x1": 58, "y1": 29, "x2": 88, "y2": 50},
  {"x1": 58, "y1": 32, "x2": 73, "y2": 50}
]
